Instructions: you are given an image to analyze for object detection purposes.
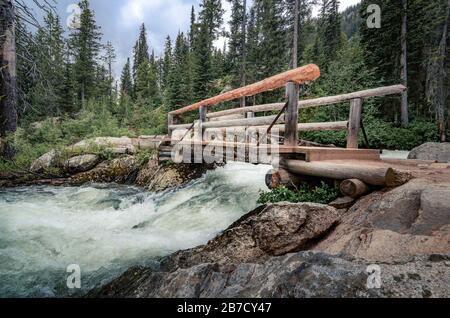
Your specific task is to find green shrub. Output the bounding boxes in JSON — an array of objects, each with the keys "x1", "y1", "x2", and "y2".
[{"x1": 258, "y1": 182, "x2": 339, "y2": 205}]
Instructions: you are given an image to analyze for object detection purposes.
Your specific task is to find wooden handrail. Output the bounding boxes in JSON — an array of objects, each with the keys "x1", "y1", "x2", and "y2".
[
  {"x1": 206, "y1": 85, "x2": 407, "y2": 119},
  {"x1": 169, "y1": 64, "x2": 320, "y2": 115}
]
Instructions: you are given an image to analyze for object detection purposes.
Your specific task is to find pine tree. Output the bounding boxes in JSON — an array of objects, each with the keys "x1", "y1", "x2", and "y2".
[
  {"x1": 252, "y1": 0, "x2": 287, "y2": 102},
  {"x1": 32, "y1": 12, "x2": 67, "y2": 117},
  {"x1": 132, "y1": 23, "x2": 150, "y2": 87},
  {"x1": 103, "y1": 41, "x2": 116, "y2": 101},
  {"x1": 69, "y1": 0, "x2": 103, "y2": 107},
  {"x1": 315, "y1": 0, "x2": 342, "y2": 68},
  {"x1": 284, "y1": 0, "x2": 316, "y2": 67},
  {"x1": 192, "y1": 0, "x2": 224, "y2": 101},
  {"x1": 227, "y1": 0, "x2": 246, "y2": 86},
  {"x1": 167, "y1": 32, "x2": 192, "y2": 111},
  {"x1": 162, "y1": 36, "x2": 172, "y2": 91},
  {"x1": 120, "y1": 58, "x2": 133, "y2": 98},
  {"x1": 189, "y1": 6, "x2": 197, "y2": 48}
]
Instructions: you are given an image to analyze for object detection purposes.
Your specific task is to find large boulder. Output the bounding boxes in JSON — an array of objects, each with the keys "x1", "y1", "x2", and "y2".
[
  {"x1": 135, "y1": 160, "x2": 212, "y2": 192},
  {"x1": 30, "y1": 150, "x2": 60, "y2": 173},
  {"x1": 71, "y1": 137, "x2": 136, "y2": 154},
  {"x1": 71, "y1": 156, "x2": 140, "y2": 184},
  {"x1": 314, "y1": 179, "x2": 450, "y2": 263},
  {"x1": 64, "y1": 154, "x2": 101, "y2": 173},
  {"x1": 162, "y1": 203, "x2": 340, "y2": 271},
  {"x1": 408, "y1": 142, "x2": 450, "y2": 162},
  {"x1": 89, "y1": 251, "x2": 450, "y2": 298}
]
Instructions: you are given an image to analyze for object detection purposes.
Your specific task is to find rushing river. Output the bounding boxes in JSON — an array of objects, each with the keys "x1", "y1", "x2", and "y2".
[{"x1": 0, "y1": 163, "x2": 270, "y2": 298}]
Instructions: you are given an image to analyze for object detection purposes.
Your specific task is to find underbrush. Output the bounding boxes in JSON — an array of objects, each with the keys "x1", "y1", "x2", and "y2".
[
  {"x1": 258, "y1": 182, "x2": 339, "y2": 205},
  {"x1": 302, "y1": 119, "x2": 439, "y2": 150}
]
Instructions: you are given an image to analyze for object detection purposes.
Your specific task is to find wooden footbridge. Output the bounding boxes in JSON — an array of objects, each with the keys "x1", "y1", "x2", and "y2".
[{"x1": 153, "y1": 64, "x2": 424, "y2": 192}]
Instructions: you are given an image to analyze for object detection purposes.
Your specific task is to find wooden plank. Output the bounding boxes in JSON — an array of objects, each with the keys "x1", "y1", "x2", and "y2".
[
  {"x1": 206, "y1": 85, "x2": 407, "y2": 119},
  {"x1": 284, "y1": 82, "x2": 299, "y2": 146},
  {"x1": 301, "y1": 147, "x2": 380, "y2": 162},
  {"x1": 346, "y1": 98, "x2": 362, "y2": 149},
  {"x1": 169, "y1": 64, "x2": 320, "y2": 115}
]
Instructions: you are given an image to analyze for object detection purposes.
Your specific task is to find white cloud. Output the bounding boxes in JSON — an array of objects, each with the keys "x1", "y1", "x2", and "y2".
[
  {"x1": 119, "y1": 0, "x2": 195, "y2": 50},
  {"x1": 313, "y1": 0, "x2": 361, "y2": 16}
]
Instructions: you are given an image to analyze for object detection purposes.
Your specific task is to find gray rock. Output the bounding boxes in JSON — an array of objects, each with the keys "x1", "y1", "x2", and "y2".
[
  {"x1": 408, "y1": 142, "x2": 450, "y2": 162},
  {"x1": 253, "y1": 203, "x2": 340, "y2": 256},
  {"x1": 163, "y1": 203, "x2": 340, "y2": 270},
  {"x1": 71, "y1": 155, "x2": 139, "y2": 184},
  {"x1": 30, "y1": 150, "x2": 59, "y2": 173},
  {"x1": 89, "y1": 251, "x2": 450, "y2": 298},
  {"x1": 314, "y1": 179, "x2": 450, "y2": 263},
  {"x1": 65, "y1": 154, "x2": 100, "y2": 173}
]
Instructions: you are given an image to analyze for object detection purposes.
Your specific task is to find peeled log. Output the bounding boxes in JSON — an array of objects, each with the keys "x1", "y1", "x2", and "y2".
[
  {"x1": 265, "y1": 169, "x2": 303, "y2": 189},
  {"x1": 281, "y1": 159, "x2": 412, "y2": 187},
  {"x1": 170, "y1": 64, "x2": 320, "y2": 115},
  {"x1": 340, "y1": 179, "x2": 370, "y2": 198}
]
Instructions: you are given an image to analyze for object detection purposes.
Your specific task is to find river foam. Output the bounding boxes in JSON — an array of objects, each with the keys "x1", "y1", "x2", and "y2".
[{"x1": 0, "y1": 163, "x2": 270, "y2": 297}]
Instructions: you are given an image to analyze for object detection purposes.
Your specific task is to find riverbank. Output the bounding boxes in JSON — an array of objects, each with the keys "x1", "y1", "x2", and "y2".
[{"x1": 89, "y1": 175, "x2": 450, "y2": 298}]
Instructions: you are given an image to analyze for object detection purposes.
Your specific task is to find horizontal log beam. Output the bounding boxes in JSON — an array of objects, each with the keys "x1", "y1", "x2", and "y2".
[
  {"x1": 170, "y1": 121, "x2": 348, "y2": 134},
  {"x1": 202, "y1": 115, "x2": 284, "y2": 129},
  {"x1": 169, "y1": 64, "x2": 320, "y2": 115},
  {"x1": 206, "y1": 85, "x2": 407, "y2": 119}
]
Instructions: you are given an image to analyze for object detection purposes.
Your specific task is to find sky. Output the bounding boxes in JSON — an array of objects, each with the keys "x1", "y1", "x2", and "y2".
[{"x1": 46, "y1": 0, "x2": 361, "y2": 79}]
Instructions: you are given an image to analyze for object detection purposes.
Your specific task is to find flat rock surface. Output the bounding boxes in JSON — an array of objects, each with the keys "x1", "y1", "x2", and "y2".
[{"x1": 89, "y1": 252, "x2": 450, "y2": 298}]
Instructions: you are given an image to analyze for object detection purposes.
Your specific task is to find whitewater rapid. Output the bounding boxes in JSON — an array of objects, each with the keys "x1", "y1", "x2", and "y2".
[{"x1": 0, "y1": 163, "x2": 270, "y2": 297}]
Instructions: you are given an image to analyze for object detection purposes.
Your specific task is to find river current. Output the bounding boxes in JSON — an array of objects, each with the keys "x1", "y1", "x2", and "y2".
[{"x1": 0, "y1": 163, "x2": 270, "y2": 297}]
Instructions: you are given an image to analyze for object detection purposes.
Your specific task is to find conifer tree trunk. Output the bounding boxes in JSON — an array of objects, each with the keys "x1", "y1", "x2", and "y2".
[
  {"x1": 400, "y1": 0, "x2": 409, "y2": 127},
  {"x1": 0, "y1": 0, "x2": 18, "y2": 159},
  {"x1": 439, "y1": 0, "x2": 449, "y2": 141},
  {"x1": 292, "y1": 0, "x2": 299, "y2": 69},
  {"x1": 426, "y1": 0, "x2": 449, "y2": 142},
  {"x1": 240, "y1": 0, "x2": 247, "y2": 108}
]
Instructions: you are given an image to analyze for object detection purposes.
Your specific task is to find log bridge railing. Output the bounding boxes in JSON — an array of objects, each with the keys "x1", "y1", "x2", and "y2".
[{"x1": 164, "y1": 64, "x2": 406, "y2": 165}]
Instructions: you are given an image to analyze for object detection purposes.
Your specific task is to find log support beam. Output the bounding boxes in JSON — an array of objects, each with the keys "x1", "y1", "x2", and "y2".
[
  {"x1": 346, "y1": 98, "x2": 362, "y2": 149},
  {"x1": 284, "y1": 81, "x2": 299, "y2": 147}
]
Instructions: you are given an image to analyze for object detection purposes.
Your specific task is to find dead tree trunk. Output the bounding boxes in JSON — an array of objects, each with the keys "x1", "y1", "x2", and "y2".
[
  {"x1": 0, "y1": 0, "x2": 18, "y2": 159},
  {"x1": 400, "y1": 0, "x2": 409, "y2": 127}
]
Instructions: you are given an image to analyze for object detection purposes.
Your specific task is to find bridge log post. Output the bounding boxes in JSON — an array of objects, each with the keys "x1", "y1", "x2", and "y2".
[
  {"x1": 168, "y1": 113, "x2": 174, "y2": 137},
  {"x1": 193, "y1": 105, "x2": 207, "y2": 163},
  {"x1": 284, "y1": 81, "x2": 300, "y2": 147},
  {"x1": 346, "y1": 98, "x2": 363, "y2": 149}
]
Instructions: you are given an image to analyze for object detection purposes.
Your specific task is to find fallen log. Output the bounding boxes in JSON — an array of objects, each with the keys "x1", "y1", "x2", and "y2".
[
  {"x1": 281, "y1": 159, "x2": 412, "y2": 187},
  {"x1": 340, "y1": 179, "x2": 370, "y2": 198}
]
